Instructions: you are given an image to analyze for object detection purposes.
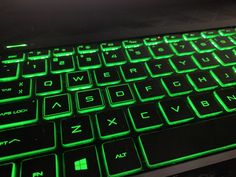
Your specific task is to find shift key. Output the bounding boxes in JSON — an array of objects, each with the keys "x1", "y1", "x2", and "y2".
[{"x1": 0, "y1": 123, "x2": 56, "y2": 162}]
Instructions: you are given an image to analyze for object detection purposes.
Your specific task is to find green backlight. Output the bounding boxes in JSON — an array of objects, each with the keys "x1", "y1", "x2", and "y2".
[{"x1": 6, "y1": 44, "x2": 28, "y2": 49}]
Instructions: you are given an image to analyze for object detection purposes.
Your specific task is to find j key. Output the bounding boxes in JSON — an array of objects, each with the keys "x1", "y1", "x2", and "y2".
[
  {"x1": 76, "y1": 88, "x2": 105, "y2": 113},
  {"x1": 43, "y1": 93, "x2": 72, "y2": 120},
  {"x1": 211, "y1": 36, "x2": 235, "y2": 50},
  {"x1": 0, "y1": 99, "x2": 37, "y2": 130},
  {"x1": 64, "y1": 146, "x2": 101, "y2": 177},
  {"x1": 2, "y1": 53, "x2": 25, "y2": 63},
  {"x1": 77, "y1": 53, "x2": 101, "y2": 70},
  {"x1": 159, "y1": 97, "x2": 194, "y2": 125},
  {"x1": 101, "y1": 41, "x2": 121, "y2": 51},
  {"x1": 201, "y1": 30, "x2": 219, "y2": 38},
  {"x1": 96, "y1": 109, "x2": 130, "y2": 139},
  {"x1": 149, "y1": 43, "x2": 174, "y2": 59},
  {"x1": 145, "y1": 60, "x2": 173, "y2": 77},
  {"x1": 139, "y1": 114, "x2": 236, "y2": 168},
  {"x1": 219, "y1": 28, "x2": 236, "y2": 36},
  {"x1": 164, "y1": 34, "x2": 183, "y2": 43},
  {"x1": 214, "y1": 87, "x2": 236, "y2": 112},
  {"x1": 94, "y1": 67, "x2": 120, "y2": 86},
  {"x1": 53, "y1": 47, "x2": 75, "y2": 57},
  {"x1": 22, "y1": 60, "x2": 47, "y2": 78},
  {"x1": 143, "y1": 36, "x2": 163, "y2": 45},
  {"x1": 125, "y1": 46, "x2": 151, "y2": 62},
  {"x1": 0, "y1": 123, "x2": 55, "y2": 162},
  {"x1": 121, "y1": 63, "x2": 147, "y2": 82},
  {"x1": 102, "y1": 49, "x2": 127, "y2": 66},
  {"x1": 128, "y1": 103, "x2": 163, "y2": 132},
  {"x1": 170, "y1": 56, "x2": 197, "y2": 73},
  {"x1": 51, "y1": 56, "x2": 75, "y2": 74},
  {"x1": 106, "y1": 84, "x2": 135, "y2": 107},
  {"x1": 36, "y1": 75, "x2": 62, "y2": 96},
  {"x1": 77, "y1": 44, "x2": 99, "y2": 54},
  {"x1": 211, "y1": 67, "x2": 236, "y2": 87},
  {"x1": 161, "y1": 75, "x2": 192, "y2": 97},
  {"x1": 134, "y1": 79, "x2": 165, "y2": 102},
  {"x1": 0, "y1": 79, "x2": 32, "y2": 103},
  {"x1": 192, "y1": 39, "x2": 216, "y2": 53},
  {"x1": 214, "y1": 50, "x2": 236, "y2": 66},
  {"x1": 183, "y1": 32, "x2": 202, "y2": 40},
  {"x1": 66, "y1": 71, "x2": 92, "y2": 91},
  {"x1": 192, "y1": 53, "x2": 219, "y2": 69},
  {"x1": 61, "y1": 116, "x2": 94, "y2": 147},
  {"x1": 21, "y1": 154, "x2": 58, "y2": 177},
  {"x1": 0, "y1": 63, "x2": 19, "y2": 82},
  {"x1": 0, "y1": 163, "x2": 16, "y2": 177},
  {"x1": 122, "y1": 39, "x2": 143, "y2": 48},
  {"x1": 170, "y1": 41, "x2": 195, "y2": 56},
  {"x1": 28, "y1": 49, "x2": 50, "y2": 60},
  {"x1": 188, "y1": 93, "x2": 223, "y2": 118},
  {"x1": 102, "y1": 138, "x2": 142, "y2": 176},
  {"x1": 187, "y1": 71, "x2": 218, "y2": 91}
]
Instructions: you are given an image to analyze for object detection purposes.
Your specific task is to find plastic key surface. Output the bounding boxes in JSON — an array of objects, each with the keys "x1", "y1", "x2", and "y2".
[{"x1": 0, "y1": 163, "x2": 16, "y2": 177}]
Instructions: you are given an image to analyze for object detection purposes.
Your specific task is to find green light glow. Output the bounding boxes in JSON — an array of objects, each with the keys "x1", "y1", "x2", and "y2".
[
  {"x1": 6, "y1": 44, "x2": 28, "y2": 49},
  {"x1": 169, "y1": 59, "x2": 197, "y2": 74},
  {"x1": 210, "y1": 70, "x2": 236, "y2": 87},
  {"x1": 214, "y1": 91, "x2": 236, "y2": 112}
]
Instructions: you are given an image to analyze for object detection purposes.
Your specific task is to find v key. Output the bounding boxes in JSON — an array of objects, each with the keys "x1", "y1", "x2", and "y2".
[{"x1": 171, "y1": 106, "x2": 180, "y2": 112}]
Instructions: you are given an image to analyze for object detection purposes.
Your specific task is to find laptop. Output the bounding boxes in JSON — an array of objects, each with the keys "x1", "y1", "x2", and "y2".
[{"x1": 0, "y1": 0, "x2": 236, "y2": 176}]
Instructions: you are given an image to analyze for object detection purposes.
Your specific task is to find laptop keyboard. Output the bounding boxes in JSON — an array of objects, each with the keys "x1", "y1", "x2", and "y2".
[{"x1": 0, "y1": 27, "x2": 236, "y2": 177}]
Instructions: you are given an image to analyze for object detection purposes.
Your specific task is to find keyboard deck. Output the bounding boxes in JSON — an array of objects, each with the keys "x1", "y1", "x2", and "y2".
[{"x1": 0, "y1": 27, "x2": 236, "y2": 177}]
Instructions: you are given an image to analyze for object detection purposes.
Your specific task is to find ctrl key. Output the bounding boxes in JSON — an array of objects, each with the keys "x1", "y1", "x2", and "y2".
[{"x1": 0, "y1": 163, "x2": 16, "y2": 177}]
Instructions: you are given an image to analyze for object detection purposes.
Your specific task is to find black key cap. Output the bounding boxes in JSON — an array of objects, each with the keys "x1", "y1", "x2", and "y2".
[
  {"x1": 43, "y1": 93, "x2": 72, "y2": 120},
  {"x1": 183, "y1": 32, "x2": 201, "y2": 40},
  {"x1": 219, "y1": 28, "x2": 236, "y2": 36},
  {"x1": 94, "y1": 67, "x2": 121, "y2": 86},
  {"x1": 36, "y1": 75, "x2": 62, "y2": 96},
  {"x1": 2, "y1": 53, "x2": 25, "y2": 64},
  {"x1": 201, "y1": 30, "x2": 219, "y2": 38},
  {"x1": 0, "y1": 79, "x2": 32, "y2": 103},
  {"x1": 101, "y1": 41, "x2": 121, "y2": 51},
  {"x1": 164, "y1": 34, "x2": 183, "y2": 43},
  {"x1": 192, "y1": 53, "x2": 219, "y2": 69},
  {"x1": 161, "y1": 75, "x2": 192, "y2": 97},
  {"x1": 66, "y1": 71, "x2": 92, "y2": 91},
  {"x1": 211, "y1": 67, "x2": 236, "y2": 87},
  {"x1": 64, "y1": 146, "x2": 101, "y2": 177},
  {"x1": 128, "y1": 103, "x2": 163, "y2": 132},
  {"x1": 61, "y1": 116, "x2": 94, "y2": 147},
  {"x1": 21, "y1": 154, "x2": 58, "y2": 177},
  {"x1": 145, "y1": 60, "x2": 173, "y2": 77},
  {"x1": 106, "y1": 84, "x2": 135, "y2": 107},
  {"x1": 213, "y1": 50, "x2": 236, "y2": 66},
  {"x1": 76, "y1": 88, "x2": 105, "y2": 113},
  {"x1": 214, "y1": 88, "x2": 236, "y2": 112},
  {"x1": 170, "y1": 56, "x2": 197, "y2": 73},
  {"x1": 102, "y1": 138, "x2": 142, "y2": 176},
  {"x1": 188, "y1": 93, "x2": 223, "y2": 118},
  {"x1": 149, "y1": 43, "x2": 174, "y2": 59},
  {"x1": 22, "y1": 60, "x2": 47, "y2": 78},
  {"x1": 134, "y1": 79, "x2": 165, "y2": 102},
  {"x1": 0, "y1": 63, "x2": 19, "y2": 82},
  {"x1": 139, "y1": 114, "x2": 236, "y2": 168},
  {"x1": 77, "y1": 53, "x2": 101, "y2": 70},
  {"x1": 0, "y1": 123, "x2": 55, "y2": 162},
  {"x1": 121, "y1": 63, "x2": 147, "y2": 82},
  {"x1": 170, "y1": 41, "x2": 195, "y2": 56},
  {"x1": 143, "y1": 36, "x2": 163, "y2": 46},
  {"x1": 0, "y1": 99, "x2": 37, "y2": 130},
  {"x1": 77, "y1": 44, "x2": 99, "y2": 54},
  {"x1": 187, "y1": 71, "x2": 218, "y2": 91},
  {"x1": 53, "y1": 47, "x2": 75, "y2": 57},
  {"x1": 159, "y1": 97, "x2": 194, "y2": 125},
  {"x1": 51, "y1": 56, "x2": 75, "y2": 74},
  {"x1": 211, "y1": 36, "x2": 235, "y2": 50},
  {"x1": 125, "y1": 46, "x2": 151, "y2": 62},
  {"x1": 96, "y1": 109, "x2": 130, "y2": 139},
  {"x1": 229, "y1": 35, "x2": 236, "y2": 44},
  {"x1": 0, "y1": 163, "x2": 16, "y2": 177},
  {"x1": 192, "y1": 39, "x2": 216, "y2": 53},
  {"x1": 28, "y1": 49, "x2": 50, "y2": 60},
  {"x1": 122, "y1": 39, "x2": 143, "y2": 48},
  {"x1": 102, "y1": 49, "x2": 127, "y2": 66}
]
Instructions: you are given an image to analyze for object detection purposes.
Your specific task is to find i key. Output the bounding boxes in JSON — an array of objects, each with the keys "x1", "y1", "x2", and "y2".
[{"x1": 0, "y1": 163, "x2": 16, "y2": 177}]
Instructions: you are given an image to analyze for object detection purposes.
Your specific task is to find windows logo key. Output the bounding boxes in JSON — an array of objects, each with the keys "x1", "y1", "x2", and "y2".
[{"x1": 74, "y1": 158, "x2": 88, "y2": 171}]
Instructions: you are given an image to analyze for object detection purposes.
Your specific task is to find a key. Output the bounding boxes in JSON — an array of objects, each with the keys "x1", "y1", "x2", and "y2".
[
  {"x1": 77, "y1": 53, "x2": 101, "y2": 70},
  {"x1": 94, "y1": 67, "x2": 121, "y2": 86},
  {"x1": 53, "y1": 47, "x2": 75, "y2": 57},
  {"x1": 169, "y1": 56, "x2": 197, "y2": 73},
  {"x1": 145, "y1": 60, "x2": 173, "y2": 77},
  {"x1": 191, "y1": 39, "x2": 216, "y2": 53},
  {"x1": 121, "y1": 63, "x2": 147, "y2": 82},
  {"x1": 0, "y1": 63, "x2": 19, "y2": 82},
  {"x1": 134, "y1": 79, "x2": 165, "y2": 102},
  {"x1": 21, "y1": 154, "x2": 58, "y2": 177},
  {"x1": 0, "y1": 99, "x2": 37, "y2": 130},
  {"x1": 77, "y1": 44, "x2": 99, "y2": 54},
  {"x1": 201, "y1": 30, "x2": 219, "y2": 38},
  {"x1": 106, "y1": 84, "x2": 135, "y2": 107},
  {"x1": 192, "y1": 53, "x2": 219, "y2": 70},
  {"x1": 211, "y1": 67, "x2": 236, "y2": 87},
  {"x1": 76, "y1": 88, "x2": 105, "y2": 113},
  {"x1": 43, "y1": 93, "x2": 72, "y2": 120},
  {"x1": 122, "y1": 39, "x2": 143, "y2": 48},
  {"x1": 0, "y1": 163, "x2": 16, "y2": 177},
  {"x1": 159, "y1": 97, "x2": 194, "y2": 125},
  {"x1": 2, "y1": 53, "x2": 25, "y2": 64},
  {"x1": 63, "y1": 146, "x2": 101, "y2": 177},
  {"x1": 66, "y1": 71, "x2": 92, "y2": 91},
  {"x1": 51, "y1": 56, "x2": 74, "y2": 74},
  {"x1": 183, "y1": 32, "x2": 202, "y2": 41},
  {"x1": 102, "y1": 138, "x2": 142, "y2": 176},
  {"x1": 0, "y1": 123, "x2": 55, "y2": 162},
  {"x1": 28, "y1": 49, "x2": 50, "y2": 60},
  {"x1": 22, "y1": 60, "x2": 47, "y2": 78},
  {"x1": 161, "y1": 75, "x2": 192, "y2": 97},
  {"x1": 100, "y1": 42, "x2": 121, "y2": 51},
  {"x1": 149, "y1": 43, "x2": 174, "y2": 59},
  {"x1": 96, "y1": 109, "x2": 130, "y2": 139},
  {"x1": 213, "y1": 50, "x2": 236, "y2": 66},
  {"x1": 0, "y1": 79, "x2": 32, "y2": 103},
  {"x1": 125, "y1": 46, "x2": 151, "y2": 62},
  {"x1": 170, "y1": 41, "x2": 195, "y2": 56},
  {"x1": 214, "y1": 88, "x2": 236, "y2": 112},
  {"x1": 211, "y1": 36, "x2": 235, "y2": 50},
  {"x1": 36, "y1": 75, "x2": 62, "y2": 96},
  {"x1": 187, "y1": 71, "x2": 218, "y2": 92},
  {"x1": 102, "y1": 49, "x2": 127, "y2": 66},
  {"x1": 143, "y1": 36, "x2": 163, "y2": 46},
  {"x1": 128, "y1": 103, "x2": 163, "y2": 132},
  {"x1": 61, "y1": 116, "x2": 94, "y2": 147},
  {"x1": 164, "y1": 34, "x2": 183, "y2": 43},
  {"x1": 188, "y1": 93, "x2": 223, "y2": 118},
  {"x1": 219, "y1": 28, "x2": 236, "y2": 36}
]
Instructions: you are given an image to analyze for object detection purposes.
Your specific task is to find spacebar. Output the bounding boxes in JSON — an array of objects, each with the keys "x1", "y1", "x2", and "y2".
[{"x1": 139, "y1": 115, "x2": 236, "y2": 168}]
